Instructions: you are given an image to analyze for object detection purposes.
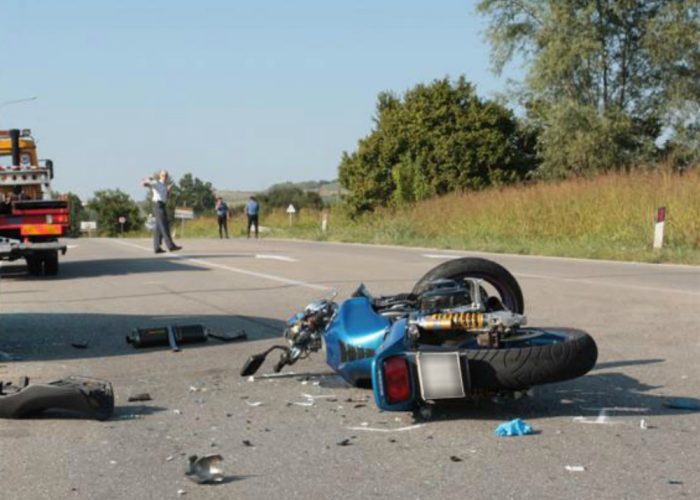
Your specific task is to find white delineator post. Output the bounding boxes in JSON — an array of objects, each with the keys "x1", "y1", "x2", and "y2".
[
  {"x1": 653, "y1": 206, "x2": 666, "y2": 249},
  {"x1": 321, "y1": 210, "x2": 328, "y2": 233},
  {"x1": 286, "y1": 204, "x2": 296, "y2": 227}
]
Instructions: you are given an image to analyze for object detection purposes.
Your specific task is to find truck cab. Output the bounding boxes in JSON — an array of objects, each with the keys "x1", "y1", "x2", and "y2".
[{"x1": 0, "y1": 129, "x2": 69, "y2": 275}]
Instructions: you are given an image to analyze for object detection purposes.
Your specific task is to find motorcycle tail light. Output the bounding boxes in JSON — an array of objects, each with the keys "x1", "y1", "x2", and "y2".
[{"x1": 383, "y1": 356, "x2": 411, "y2": 404}]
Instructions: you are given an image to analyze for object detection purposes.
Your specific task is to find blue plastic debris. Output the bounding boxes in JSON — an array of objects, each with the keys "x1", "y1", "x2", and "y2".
[{"x1": 494, "y1": 418, "x2": 534, "y2": 437}]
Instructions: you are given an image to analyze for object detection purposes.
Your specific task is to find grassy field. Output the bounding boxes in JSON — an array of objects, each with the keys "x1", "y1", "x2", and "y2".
[{"x1": 136, "y1": 169, "x2": 700, "y2": 265}]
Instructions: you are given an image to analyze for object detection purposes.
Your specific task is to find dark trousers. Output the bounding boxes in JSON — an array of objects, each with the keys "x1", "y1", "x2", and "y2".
[
  {"x1": 217, "y1": 215, "x2": 228, "y2": 238},
  {"x1": 247, "y1": 214, "x2": 259, "y2": 238},
  {"x1": 154, "y1": 202, "x2": 177, "y2": 251}
]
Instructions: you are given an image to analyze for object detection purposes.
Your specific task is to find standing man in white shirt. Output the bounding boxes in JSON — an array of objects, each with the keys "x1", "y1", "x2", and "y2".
[{"x1": 142, "y1": 169, "x2": 182, "y2": 254}]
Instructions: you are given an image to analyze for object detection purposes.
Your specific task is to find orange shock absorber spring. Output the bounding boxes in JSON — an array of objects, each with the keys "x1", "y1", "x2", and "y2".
[{"x1": 417, "y1": 312, "x2": 485, "y2": 331}]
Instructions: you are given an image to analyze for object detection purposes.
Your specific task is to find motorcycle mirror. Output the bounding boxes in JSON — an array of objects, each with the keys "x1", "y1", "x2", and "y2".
[{"x1": 240, "y1": 353, "x2": 267, "y2": 377}]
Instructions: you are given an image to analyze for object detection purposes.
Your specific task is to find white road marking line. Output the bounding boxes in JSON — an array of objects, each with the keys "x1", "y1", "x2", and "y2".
[
  {"x1": 346, "y1": 424, "x2": 425, "y2": 433},
  {"x1": 255, "y1": 254, "x2": 298, "y2": 262},
  {"x1": 422, "y1": 253, "x2": 463, "y2": 259},
  {"x1": 518, "y1": 272, "x2": 700, "y2": 297},
  {"x1": 108, "y1": 239, "x2": 331, "y2": 291}
]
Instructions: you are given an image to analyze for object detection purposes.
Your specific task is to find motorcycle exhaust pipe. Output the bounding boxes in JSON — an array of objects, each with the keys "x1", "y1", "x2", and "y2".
[{"x1": 126, "y1": 324, "x2": 208, "y2": 350}]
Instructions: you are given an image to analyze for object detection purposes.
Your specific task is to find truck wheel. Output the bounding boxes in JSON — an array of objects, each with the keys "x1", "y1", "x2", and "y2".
[
  {"x1": 26, "y1": 256, "x2": 43, "y2": 276},
  {"x1": 43, "y1": 252, "x2": 59, "y2": 276}
]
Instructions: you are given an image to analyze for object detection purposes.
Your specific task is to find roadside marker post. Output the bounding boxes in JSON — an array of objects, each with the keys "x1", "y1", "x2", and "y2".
[
  {"x1": 321, "y1": 210, "x2": 328, "y2": 233},
  {"x1": 653, "y1": 206, "x2": 666, "y2": 249},
  {"x1": 286, "y1": 204, "x2": 296, "y2": 227}
]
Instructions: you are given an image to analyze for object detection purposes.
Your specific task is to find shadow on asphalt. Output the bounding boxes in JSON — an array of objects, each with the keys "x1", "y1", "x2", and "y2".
[
  {"x1": 0, "y1": 312, "x2": 286, "y2": 362},
  {"x1": 0, "y1": 257, "x2": 209, "y2": 280},
  {"x1": 416, "y1": 371, "x2": 699, "y2": 420},
  {"x1": 112, "y1": 404, "x2": 169, "y2": 420},
  {"x1": 245, "y1": 366, "x2": 699, "y2": 420}
]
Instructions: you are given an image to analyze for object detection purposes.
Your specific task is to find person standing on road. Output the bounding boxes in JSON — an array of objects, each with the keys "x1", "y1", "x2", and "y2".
[
  {"x1": 245, "y1": 195, "x2": 260, "y2": 239},
  {"x1": 142, "y1": 169, "x2": 182, "y2": 254},
  {"x1": 215, "y1": 196, "x2": 229, "y2": 239}
]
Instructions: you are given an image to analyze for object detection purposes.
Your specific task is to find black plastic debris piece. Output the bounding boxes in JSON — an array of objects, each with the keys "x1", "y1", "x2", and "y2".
[
  {"x1": 668, "y1": 480, "x2": 684, "y2": 485},
  {"x1": 128, "y1": 393, "x2": 152, "y2": 402},
  {"x1": 450, "y1": 456, "x2": 463, "y2": 462},
  {"x1": 242, "y1": 440, "x2": 254, "y2": 447},
  {"x1": 354, "y1": 404, "x2": 366, "y2": 409},
  {"x1": 388, "y1": 438, "x2": 397, "y2": 443},
  {"x1": 337, "y1": 438, "x2": 353, "y2": 446},
  {"x1": 663, "y1": 398, "x2": 700, "y2": 411},
  {"x1": 71, "y1": 340, "x2": 89, "y2": 349},
  {"x1": 0, "y1": 375, "x2": 114, "y2": 420}
]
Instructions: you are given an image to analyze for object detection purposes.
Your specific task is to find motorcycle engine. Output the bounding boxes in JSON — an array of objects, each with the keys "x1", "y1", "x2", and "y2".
[{"x1": 418, "y1": 279, "x2": 471, "y2": 312}]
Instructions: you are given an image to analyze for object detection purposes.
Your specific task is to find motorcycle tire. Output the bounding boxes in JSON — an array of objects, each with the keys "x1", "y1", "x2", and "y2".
[
  {"x1": 465, "y1": 328, "x2": 597, "y2": 390},
  {"x1": 412, "y1": 257, "x2": 524, "y2": 313}
]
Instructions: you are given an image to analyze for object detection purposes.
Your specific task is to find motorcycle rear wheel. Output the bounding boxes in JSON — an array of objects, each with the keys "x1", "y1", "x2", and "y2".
[{"x1": 463, "y1": 328, "x2": 597, "y2": 390}]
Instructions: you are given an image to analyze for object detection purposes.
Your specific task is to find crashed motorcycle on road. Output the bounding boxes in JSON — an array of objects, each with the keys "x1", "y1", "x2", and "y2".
[{"x1": 241, "y1": 258, "x2": 598, "y2": 412}]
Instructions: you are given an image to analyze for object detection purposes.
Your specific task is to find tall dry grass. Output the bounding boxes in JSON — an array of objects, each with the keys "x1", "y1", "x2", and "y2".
[{"x1": 263, "y1": 168, "x2": 700, "y2": 264}]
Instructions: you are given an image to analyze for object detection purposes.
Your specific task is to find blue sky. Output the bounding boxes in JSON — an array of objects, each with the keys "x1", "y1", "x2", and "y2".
[{"x1": 1, "y1": 0, "x2": 520, "y2": 200}]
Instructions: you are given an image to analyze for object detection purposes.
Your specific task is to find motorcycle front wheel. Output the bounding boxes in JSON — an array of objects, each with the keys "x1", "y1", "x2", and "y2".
[{"x1": 412, "y1": 257, "x2": 524, "y2": 313}]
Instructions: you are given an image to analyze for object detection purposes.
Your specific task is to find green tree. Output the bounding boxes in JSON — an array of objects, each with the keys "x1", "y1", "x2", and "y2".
[
  {"x1": 171, "y1": 173, "x2": 216, "y2": 215},
  {"x1": 87, "y1": 189, "x2": 144, "y2": 236},
  {"x1": 478, "y1": 0, "x2": 700, "y2": 176},
  {"x1": 260, "y1": 184, "x2": 324, "y2": 211},
  {"x1": 66, "y1": 192, "x2": 87, "y2": 237},
  {"x1": 338, "y1": 76, "x2": 536, "y2": 214}
]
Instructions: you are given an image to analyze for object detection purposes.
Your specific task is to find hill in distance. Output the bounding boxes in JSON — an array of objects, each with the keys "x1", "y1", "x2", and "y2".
[{"x1": 217, "y1": 179, "x2": 344, "y2": 205}]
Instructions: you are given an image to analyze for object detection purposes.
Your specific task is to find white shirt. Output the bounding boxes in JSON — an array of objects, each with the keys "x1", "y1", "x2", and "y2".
[{"x1": 146, "y1": 179, "x2": 169, "y2": 203}]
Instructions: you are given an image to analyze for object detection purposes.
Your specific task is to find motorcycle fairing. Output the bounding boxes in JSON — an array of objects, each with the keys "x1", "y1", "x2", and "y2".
[{"x1": 324, "y1": 297, "x2": 390, "y2": 386}]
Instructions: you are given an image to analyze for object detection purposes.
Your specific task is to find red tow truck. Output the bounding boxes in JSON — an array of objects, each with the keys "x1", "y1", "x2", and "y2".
[{"x1": 0, "y1": 129, "x2": 69, "y2": 275}]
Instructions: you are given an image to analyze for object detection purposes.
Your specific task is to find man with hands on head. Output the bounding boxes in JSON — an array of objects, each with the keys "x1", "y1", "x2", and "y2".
[{"x1": 142, "y1": 169, "x2": 182, "y2": 254}]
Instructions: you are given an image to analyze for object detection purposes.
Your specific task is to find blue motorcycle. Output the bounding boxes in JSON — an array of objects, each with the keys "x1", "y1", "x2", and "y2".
[{"x1": 241, "y1": 258, "x2": 597, "y2": 413}]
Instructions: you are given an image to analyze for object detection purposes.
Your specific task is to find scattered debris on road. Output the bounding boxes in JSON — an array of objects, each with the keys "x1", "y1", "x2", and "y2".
[
  {"x1": 450, "y1": 456, "x2": 463, "y2": 462},
  {"x1": 337, "y1": 438, "x2": 353, "y2": 446},
  {"x1": 346, "y1": 424, "x2": 424, "y2": 433},
  {"x1": 494, "y1": 418, "x2": 534, "y2": 437},
  {"x1": 186, "y1": 454, "x2": 225, "y2": 484},
  {"x1": 242, "y1": 440, "x2": 254, "y2": 447},
  {"x1": 127, "y1": 393, "x2": 152, "y2": 402},
  {"x1": 245, "y1": 401, "x2": 263, "y2": 407},
  {"x1": 565, "y1": 465, "x2": 586, "y2": 472},
  {"x1": 70, "y1": 340, "x2": 89, "y2": 349}
]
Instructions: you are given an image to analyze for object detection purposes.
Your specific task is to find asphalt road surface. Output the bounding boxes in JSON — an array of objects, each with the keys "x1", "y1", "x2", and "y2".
[{"x1": 1, "y1": 238, "x2": 699, "y2": 499}]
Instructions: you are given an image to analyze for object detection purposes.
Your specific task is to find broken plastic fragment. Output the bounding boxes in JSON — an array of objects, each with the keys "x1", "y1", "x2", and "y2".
[
  {"x1": 128, "y1": 393, "x2": 152, "y2": 402},
  {"x1": 565, "y1": 465, "x2": 586, "y2": 472},
  {"x1": 494, "y1": 418, "x2": 534, "y2": 437},
  {"x1": 186, "y1": 454, "x2": 225, "y2": 484},
  {"x1": 245, "y1": 401, "x2": 263, "y2": 407}
]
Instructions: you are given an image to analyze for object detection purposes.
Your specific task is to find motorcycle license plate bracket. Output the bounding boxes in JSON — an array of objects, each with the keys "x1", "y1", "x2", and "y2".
[{"x1": 416, "y1": 352, "x2": 470, "y2": 401}]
